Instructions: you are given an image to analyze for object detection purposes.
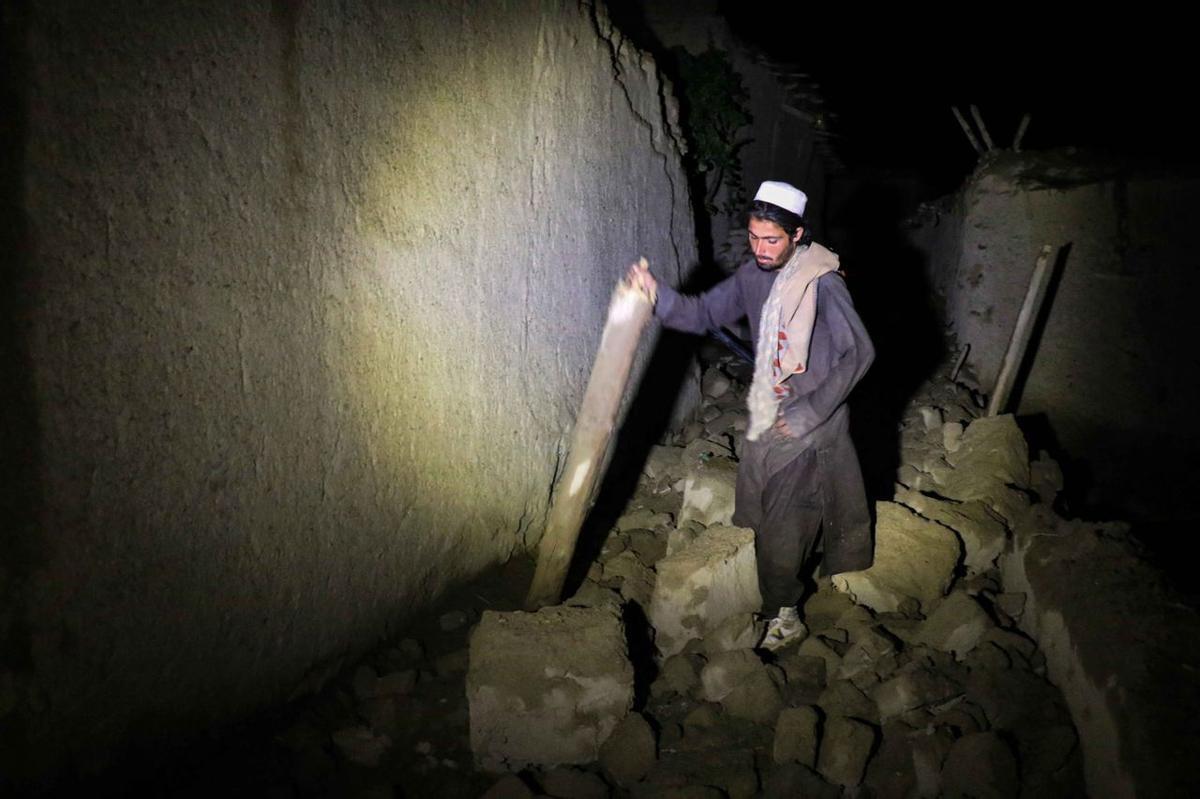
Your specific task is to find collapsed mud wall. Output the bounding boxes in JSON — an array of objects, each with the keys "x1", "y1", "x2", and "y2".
[
  {"x1": 1, "y1": 0, "x2": 697, "y2": 780},
  {"x1": 908, "y1": 152, "x2": 1200, "y2": 516},
  {"x1": 907, "y1": 153, "x2": 1200, "y2": 796}
]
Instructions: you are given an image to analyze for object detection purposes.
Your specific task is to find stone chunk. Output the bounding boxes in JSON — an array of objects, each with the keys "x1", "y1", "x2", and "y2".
[
  {"x1": 649, "y1": 525, "x2": 762, "y2": 657},
  {"x1": 773, "y1": 706, "x2": 820, "y2": 767},
  {"x1": 994, "y1": 592, "x2": 1025, "y2": 621},
  {"x1": 816, "y1": 716, "x2": 877, "y2": 787},
  {"x1": 601, "y1": 550, "x2": 656, "y2": 608},
  {"x1": 701, "y1": 612, "x2": 762, "y2": 655},
  {"x1": 468, "y1": 606, "x2": 634, "y2": 770},
  {"x1": 832, "y1": 502, "x2": 961, "y2": 614},
  {"x1": 681, "y1": 437, "x2": 734, "y2": 468},
  {"x1": 392, "y1": 637, "x2": 423, "y2": 664},
  {"x1": 702, "y1": 367, "x2": 732, "y2": 399},
  {"x1": 374, "y1": 669, "x2": 417, "y2": 697},
  {"x1": 936, "y1": 415, "x2": 1030, "y2": 506},
  {"x1": 637, "y1": 749, "x2": 757, "y2": 799},
  {"x1": 863, "y1": 721, "x2": 918, "y2": 797},
  {"x1": 835, "y1": 626, "x2": 898, "y2": 683},
  {"x1": 797, "y1": 636, "x2": 843, "y2": 678},
  {"x1": 599, "y1": 712, "x2": 657, "y2": 788},
  {"x1": 678, "y1": 456, "x2": 738, "y2": 528},
  {"x1": 777, "y1": 653, "x2": 827, "y2": 693},
  {"x1": 565, "y1": 580, "x2": 622, "y2": 611},
  {"x1": 721, "y1": 664, "x2": 783, "y2": 725},
  {"x1": 482, "y1": 774, "x2": 535, "y2": 799},
  {"x1": 540, "y1": 767, "x2": 610, "y2": 799},
  {"x1": 817, "y1": 680, "x2": 879, "y2": 724},
  {"x1": 439, "y1": 609, "x2": 470, "y2": 631},
  {"x1": 979, "y1": 627, "x2": 1038, "y2": 666},
  {"x1": 895, "y1": 488, "x2": 1008, "y2": 575},
  {"x1": 1030, "y1": 450, "x2": 1064, "y2": 501},
  {"x1": 963, "y1": 641, "x2": 1012, "y2": 672},
  {"x1": 943, "y1": 421, "x2": 964, "y2": 452},
  {"x1": 654, "y1": 653, "x2": 701, "y2": 698},
  {"x1": 435, "y1": 648, "x2": 470, "y2": 678},
  {"x1": 802, "y1": 583, "x2": 857, "y2": 632},
  {"x1": 945, "y1": 414, "x2": 1030, "y2": 485},
  {"x1": 909, "y1": 726, "x2": 955, "y2": 797},
  {"x1": 871, "y1": 667, "x2": 964, "y2": 722},
  {"x1": 665, "y1": 521, "x2": 704, "y2": 557},
  {"x1": 331, "y1": 725, "x2": 391, "y2": 767},
  {"x1": 763, "y1": 763, "x2": 841, "y2": 799},
  {"x1": 642, "y1": 445, "x2": 684, "y2": 483},
  {"x1": 940, "y1": 732, "x2": 1019, "y2": 799},
  {"x1": 626, "y1": 528, "x2": 668, "y2": 566},
  {"x1": 704, "y1": 410, "x2": 747, "y2": 437},
  {"x1": 616, "y1": 508, "x2": 673, "y2": 532},
  {"x1": 700, "y1": 649, "x2": 763, "y2": 703},
  {"x1": 913, "y1": 591, "x2": 993, "y2": 657},
  {"x1": 964, "y1": 668, "x2": 1070, "y2": 737}
]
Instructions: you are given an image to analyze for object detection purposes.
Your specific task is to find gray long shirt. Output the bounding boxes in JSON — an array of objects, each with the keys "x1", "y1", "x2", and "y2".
[
  {"x1": 655, "y1": 256, "x2": 875, "y2": 444},
  {"x1": 655, "y1": 255, "x2": 877, "y2": 575}
]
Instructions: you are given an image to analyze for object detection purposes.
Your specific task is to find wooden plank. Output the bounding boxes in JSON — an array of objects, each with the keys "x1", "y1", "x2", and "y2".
[{"x1": 525, "y1": 264, "x2": 655, "y2": 609}]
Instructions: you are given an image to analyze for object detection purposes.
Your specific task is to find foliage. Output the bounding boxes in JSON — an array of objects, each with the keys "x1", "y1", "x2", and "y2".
[{"x1": 670, "y1": 46, "x2": 754, "y2": 216}]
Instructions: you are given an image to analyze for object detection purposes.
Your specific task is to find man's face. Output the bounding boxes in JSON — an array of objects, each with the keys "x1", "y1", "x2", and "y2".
[{"x1": 748, "y1": 217, "x2": 803, "y2": 270}]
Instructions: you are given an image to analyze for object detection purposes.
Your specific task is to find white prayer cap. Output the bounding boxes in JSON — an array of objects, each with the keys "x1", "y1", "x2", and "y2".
[{"x1": 754, "y1": 181, "x2": 807, "y2": 216}]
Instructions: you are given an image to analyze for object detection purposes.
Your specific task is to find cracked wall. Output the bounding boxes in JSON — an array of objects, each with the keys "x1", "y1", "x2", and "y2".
[{"x1": 1, "y1": 0, "x2": 697, "y2": 781}]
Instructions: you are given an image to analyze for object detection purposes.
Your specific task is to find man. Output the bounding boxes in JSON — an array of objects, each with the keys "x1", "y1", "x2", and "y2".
[{"x1": 627, "y1": 181, "x2": 875, "y2": 651}]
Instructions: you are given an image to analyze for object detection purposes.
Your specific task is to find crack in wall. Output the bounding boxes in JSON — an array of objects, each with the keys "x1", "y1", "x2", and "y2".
[{"x1": 584, "y1": 0, "x2": 687, "y2": 281}]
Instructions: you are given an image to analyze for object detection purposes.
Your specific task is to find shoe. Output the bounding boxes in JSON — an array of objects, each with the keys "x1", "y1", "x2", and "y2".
[{"x1": 760, "y1": 606, "x2": 808, "y2": 652}]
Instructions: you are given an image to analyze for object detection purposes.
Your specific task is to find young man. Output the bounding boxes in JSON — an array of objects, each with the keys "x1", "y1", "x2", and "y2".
[{"x1": 628, "y1": 181, "x2": 875, "y2": 651}]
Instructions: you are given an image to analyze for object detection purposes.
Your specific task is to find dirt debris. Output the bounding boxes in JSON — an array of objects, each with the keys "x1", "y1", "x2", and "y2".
[{"x1": 169, "y1": 355, "x2": 1088, "y2": 797}]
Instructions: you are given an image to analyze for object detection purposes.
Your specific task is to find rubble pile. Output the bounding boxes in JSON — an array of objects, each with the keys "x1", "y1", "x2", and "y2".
[
  {"x1": 459, "y1": 356, "x2": 1085, "y2": 797},
  {"x1": 213, "y1": 353, "x2": 1086, "y2": 797}
]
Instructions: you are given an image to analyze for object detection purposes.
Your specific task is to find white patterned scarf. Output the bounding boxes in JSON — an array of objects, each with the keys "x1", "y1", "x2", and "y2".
[{"x1": 745, "y1": 242, "x2": 840, "y2": 441}]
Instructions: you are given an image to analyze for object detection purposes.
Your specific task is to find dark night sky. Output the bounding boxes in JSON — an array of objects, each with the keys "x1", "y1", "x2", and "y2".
[{"x1": 716, "y1": 4, "x2": 1198, "y2": 192}]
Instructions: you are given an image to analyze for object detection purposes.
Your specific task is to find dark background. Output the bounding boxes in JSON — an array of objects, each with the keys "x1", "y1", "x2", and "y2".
[{"x1": 717, "y1": 4, "x2": 1197, "y2": 194}]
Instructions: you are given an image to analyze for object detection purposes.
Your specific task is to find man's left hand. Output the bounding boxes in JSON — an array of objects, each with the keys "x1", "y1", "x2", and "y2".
[{"x1": 773, "y1": 417, "x2": 798, "y2": 438}]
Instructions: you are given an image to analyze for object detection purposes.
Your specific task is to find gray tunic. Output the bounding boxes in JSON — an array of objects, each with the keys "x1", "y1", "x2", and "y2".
[{"x1": 656, "y1": 256, "x2": 875, "y2": 597}]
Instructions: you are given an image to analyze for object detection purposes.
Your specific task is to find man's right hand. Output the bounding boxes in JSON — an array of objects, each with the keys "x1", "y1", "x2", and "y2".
[{"x1": 625, "y1": 258, "x2": 658, "y2": 298}]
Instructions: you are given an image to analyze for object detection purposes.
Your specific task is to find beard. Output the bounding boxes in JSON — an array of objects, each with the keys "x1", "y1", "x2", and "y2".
[{"x1": 756, "y1": 243, "x2": 796, "y2": 270}]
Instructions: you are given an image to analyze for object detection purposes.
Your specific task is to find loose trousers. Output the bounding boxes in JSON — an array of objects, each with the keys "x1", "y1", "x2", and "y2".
[{"x1": 732, "y1": 408, "x2": 873, "y2": 613}]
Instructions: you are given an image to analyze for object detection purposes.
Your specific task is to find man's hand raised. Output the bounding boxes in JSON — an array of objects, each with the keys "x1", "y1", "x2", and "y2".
[{"x1": 625, "y1": 257, "x2": 657, "y2": 301}]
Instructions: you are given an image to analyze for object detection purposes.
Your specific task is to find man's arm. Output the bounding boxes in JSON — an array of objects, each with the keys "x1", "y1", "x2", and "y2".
[
  {"x1": 778, "y1": 275, "x2": 874, "y2": 437},
  {"x1": 626, "y1": 260, "x2": 747, "y2": 335},
  {"x1": 655, "y1": 275, "x2": 747, "y2": 335}
]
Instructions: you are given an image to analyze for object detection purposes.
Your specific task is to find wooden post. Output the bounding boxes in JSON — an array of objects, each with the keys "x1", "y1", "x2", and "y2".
[
  {"x1": 987, "y1": 245, "x2": 1056, "y2": 417},
  {"x1": 525, "y1": 263, "x2": 655, "y2": 609},
  {"x1": 969, "y1": 104, "x2": 995, "y2": 151},
  {"x1": 1013, "y1": 113, "x2": 1032, "y2": 152},
  {"x1": 952, "y1": 106, "x2": 984, "y2": 155},
  {"x1": 951, "y1": 343, "x2": 971, "y2": 382}
]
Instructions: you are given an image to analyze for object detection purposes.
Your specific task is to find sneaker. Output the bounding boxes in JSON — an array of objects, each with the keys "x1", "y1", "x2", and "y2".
[{"x1": 760, "y1": 606, "x2": 808, "y2": 652}]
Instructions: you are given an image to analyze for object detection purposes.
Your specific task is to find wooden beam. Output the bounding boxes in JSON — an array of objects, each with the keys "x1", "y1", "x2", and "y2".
[
  {"x1": 1013, "y1": 113, "x2": 1032, "y2": 152},
  {"x1": 952, "y1": 106, "x2": 984, "y2": 155},
  {"x1": 525, "y1": 264, "x2": 655, "y2": 609},
  {"x1": 988, "y1": 246, "x2": 1056, "y2": 417},
  {"x1": 969, "y1": 105, "x2": 995, "y2": 151}
]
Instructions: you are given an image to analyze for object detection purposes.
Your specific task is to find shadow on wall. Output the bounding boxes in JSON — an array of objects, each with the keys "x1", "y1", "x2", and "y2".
[
  {"x1": 0, "y1": 0, "x2": 49, "y2": 784},
  {"x1": 826, "y1": 181, "x2": 947, "y2": 499}
]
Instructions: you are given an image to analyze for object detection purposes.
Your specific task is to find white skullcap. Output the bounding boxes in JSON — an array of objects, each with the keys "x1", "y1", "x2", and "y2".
[{"x1": 754, "y1": 181, "x2": 807, "y2": 216}]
